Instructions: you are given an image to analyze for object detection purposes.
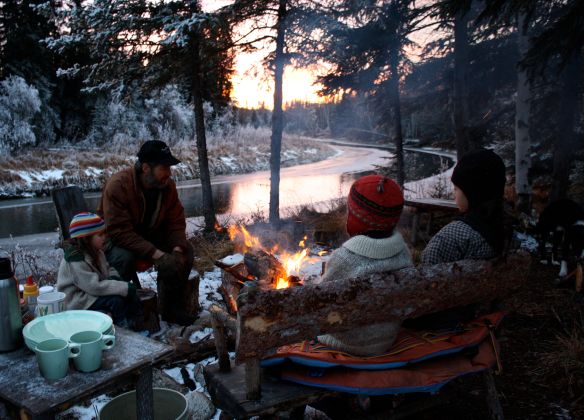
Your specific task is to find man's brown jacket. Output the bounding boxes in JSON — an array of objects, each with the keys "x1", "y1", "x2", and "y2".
[{"x1": 98, "y1": 167, "x2": 188, "y2": 258}]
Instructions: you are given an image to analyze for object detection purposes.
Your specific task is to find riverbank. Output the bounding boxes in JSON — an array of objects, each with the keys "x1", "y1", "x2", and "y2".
[{"x1": 0, "y1": 127, "x2": 335, "y2": 198}]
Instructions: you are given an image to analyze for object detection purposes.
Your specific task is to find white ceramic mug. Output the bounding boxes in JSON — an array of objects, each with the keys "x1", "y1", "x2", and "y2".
[{"x1": 35, "y1": 291, "x2": 66, "y2": 317}]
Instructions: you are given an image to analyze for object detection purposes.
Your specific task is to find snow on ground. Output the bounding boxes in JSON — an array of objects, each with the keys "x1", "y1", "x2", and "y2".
[
  {"x1": 199, "y1": 268, "x2": 223, "y2": 311},
  {"x1": 57, "y1": 394, "x2": 112, "y2": 419},
  {"x1": 403, "y1": 148, "x2": 456, "y2": 200},
  {"x1": 219, "y1": 253, "x2": 243, "y2": 266},
  {"x1": 515, "y1": 231, "x2": 539, "y2": 253},
  {"x1": 13, "y1": 169, "x2": 65, "y2": 186}
]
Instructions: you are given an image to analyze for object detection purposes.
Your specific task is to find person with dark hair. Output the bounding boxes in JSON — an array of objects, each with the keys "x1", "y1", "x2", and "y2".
[
  {"x1": 317, "y1": 174, "x2": 412, "y2": 356},
  {"x1": 421, "y1": 149, "x2": 507, "y2": 264},
  {"x1": 409, "y1": 149, "x2": 507, "y2": 330},
  {"x1": 98, "y1": 140, "x2": 197, "y2": 326},
  {"x1": 57, "y1": 212, "x2": 142, "y2": 327}
]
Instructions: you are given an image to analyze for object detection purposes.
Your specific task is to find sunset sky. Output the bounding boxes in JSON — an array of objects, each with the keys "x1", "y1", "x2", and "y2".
[
  {"x1": 202, "y1": 0, "x2": 440, "y2": 109},
  {"x1": 202, "y1": 0, "x2": 326, "y2": 109}
]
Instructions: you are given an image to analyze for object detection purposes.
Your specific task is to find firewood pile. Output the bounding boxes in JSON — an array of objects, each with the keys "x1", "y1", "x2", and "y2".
[{"x1": 215, "y1": 248, "x2": 303, "y2": 315}]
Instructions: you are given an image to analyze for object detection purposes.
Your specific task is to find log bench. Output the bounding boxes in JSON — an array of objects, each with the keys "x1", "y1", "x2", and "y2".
[
  {"x1": 204, "y1": 251, "x2": 530, "y2": 419},
  {"x1": 404, "y1": 198, "x2": 459, "y2": 245}
]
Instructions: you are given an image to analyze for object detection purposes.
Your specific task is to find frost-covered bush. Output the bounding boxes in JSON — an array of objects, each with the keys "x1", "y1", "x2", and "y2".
[
  {"x1": 85, "y1": 97, "x2": 150, "y2": 147},
  {"x1": 145, "y1": 85, "x2": 194, "y2": 144},
  {"x1": 0, "y1": 76, "x2": 41, "y2": 155},
  {"x1": 206, "y1": 103, "x2": 236, "y2": 144}
]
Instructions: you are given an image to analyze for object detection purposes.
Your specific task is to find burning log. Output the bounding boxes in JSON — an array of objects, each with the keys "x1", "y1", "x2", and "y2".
[
  {"x1": 244, "y1": 249, "x2": 285, "y2": 286},
  {"x1": 235, "y1": 251, "x2": 531, "y2": 362}
]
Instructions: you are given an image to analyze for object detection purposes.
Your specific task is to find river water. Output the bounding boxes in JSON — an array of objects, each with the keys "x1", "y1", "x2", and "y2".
[{"x1": 0, "y1": 144, "x2": 449, "y2": 238}]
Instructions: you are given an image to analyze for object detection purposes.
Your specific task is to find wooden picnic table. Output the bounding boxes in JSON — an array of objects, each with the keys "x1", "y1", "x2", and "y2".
[
  {"x1": 404, "y1": 198, "x2": 459, "y2": 244},
  {"x1": 0, "y1": 327, "x2": 173, "y2": 420}
]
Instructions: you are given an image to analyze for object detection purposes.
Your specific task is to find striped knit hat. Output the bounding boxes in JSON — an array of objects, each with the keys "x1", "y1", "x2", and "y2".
[
  {"x1": 346, "y1": 175, "x2": 404, "y2": 237},
  {"x1": 69, "y1": 212, "x2": 105, "y2": 239}
]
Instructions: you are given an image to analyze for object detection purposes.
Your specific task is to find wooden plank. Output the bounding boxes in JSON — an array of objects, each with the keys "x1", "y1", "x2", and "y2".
[
  {"x1": 204, "y1": 362, "x2": 338, "y2": 419},
  {"x1": 483, "y1": 370, "x2": 504, "y2": 420},
  {"x1": 0, "y1": 328, "x2": 173, "y2": 417},
  {"x1": 50, "y1": 186, "x2": 89, "y2": 241},
  {"x1": 210, "y1": 305, "x2": 232, "y2": 373},
  {"x1": 245, "y1": 360, "x2": 262, "y2": 400},
  {"x1": 235, "y1": 251, "x2": 530, "y2": 362}
]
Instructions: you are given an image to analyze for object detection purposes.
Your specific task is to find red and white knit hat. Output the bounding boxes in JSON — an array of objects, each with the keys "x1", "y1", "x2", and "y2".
[
  {"x1": 69, "y1": 212, "x2": 105, "y2": 239},
  {"x1": 346, "y1": 175, "x2": 404, "y2": 237}
]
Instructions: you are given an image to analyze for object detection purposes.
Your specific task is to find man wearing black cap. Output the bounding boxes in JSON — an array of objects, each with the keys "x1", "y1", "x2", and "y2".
[{"x1": 98, "y1": 140, "x2": 197, "y2": 326}]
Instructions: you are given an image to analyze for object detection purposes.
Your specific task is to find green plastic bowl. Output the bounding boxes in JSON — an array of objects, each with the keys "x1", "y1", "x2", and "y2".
[{"x1": 99, "y1": 388, "x2": 188, "y2": 420}]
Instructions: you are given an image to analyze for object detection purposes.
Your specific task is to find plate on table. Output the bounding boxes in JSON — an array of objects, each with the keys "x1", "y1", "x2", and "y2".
[{"x1": 23, "y1": 310, "x2": 114, "y2": 351}]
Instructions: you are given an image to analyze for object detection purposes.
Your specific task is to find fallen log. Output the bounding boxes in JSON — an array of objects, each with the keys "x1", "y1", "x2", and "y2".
[{"x1": 235, "y1": 251, "x2": 531, "y2": 362}]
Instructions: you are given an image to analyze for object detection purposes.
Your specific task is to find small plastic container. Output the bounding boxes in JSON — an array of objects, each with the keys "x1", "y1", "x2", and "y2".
[
  {"x1": 39, "y1": 285, "x2": 54, "y2": 295},
  {"x1": 22, "y1": 276, "x2": 39, "y2": 310}
]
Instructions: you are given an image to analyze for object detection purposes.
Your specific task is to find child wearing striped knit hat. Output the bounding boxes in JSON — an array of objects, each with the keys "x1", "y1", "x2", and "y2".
[{"x1": 57, "y1": 212, "x2": 142, "y2": 328}]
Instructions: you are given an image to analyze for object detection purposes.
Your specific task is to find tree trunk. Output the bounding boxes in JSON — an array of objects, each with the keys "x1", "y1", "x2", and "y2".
[
  {"x1": 192, "y1": 37, "x2": 217, "y2": 232},
  {"x1": 269, "y1": 0, "x2": 287, "y2": 226},
  {"x1": 549, "y1": 54, "x2": 581, "y2": 202},
  {"x1": 236, "y1": 251, "x2": 530, "y2": 361},
  {"x1": 389, "y1": 43, "x2": 405, "y2": 188},
  {"x1": 453, "y1": 9, "x2": 471, "y2": 159},
  {"x1": 514, "y1": 14, "x2": 532, "y2": 213}
]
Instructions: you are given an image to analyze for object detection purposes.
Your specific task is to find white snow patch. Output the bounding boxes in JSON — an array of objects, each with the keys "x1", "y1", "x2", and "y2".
[
  {"x1": 515, "y1": 232, "x2": 539, "y2": 253},
  {"x1": 137, "y1": 270, "x2": 158, "y2": 290},
  {"x1": 13, "y1": 169, "x2": 67, "y2": 186},
  {"x1": 404, "y1": 165, "x2": 455, "y2": 200},
  {"x1": 199, "y1": 268, "x2": 223, "y2": 311},
  {"x1": 56, "y1": 394, "x2": 112, "y2": 420},
  {"x1": 220, "y1": 253, "x2": 243, "y2": 266},
  {"x1": 84, "y1": 167, "x2": 103, "y2": 177},
  {"x1": 189, "y1": 327, "x2": 214, "y2": 343},
  {"x1": 220, "y1": 156, "x2": 237, "y2": 170}
]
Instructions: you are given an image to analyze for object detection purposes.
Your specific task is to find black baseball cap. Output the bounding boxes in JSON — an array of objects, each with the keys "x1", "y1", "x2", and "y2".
[{"x1": 137, "y1": 140, "x2": 180, "y2": 166}]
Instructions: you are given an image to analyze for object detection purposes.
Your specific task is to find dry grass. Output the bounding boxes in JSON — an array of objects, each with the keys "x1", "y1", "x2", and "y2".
[
  {"x1": 189, "y1": 231, "x2": 235, "y2": 275},
  {"x1": 534, "y1": 311, "x2": 584, "y2": 400}
]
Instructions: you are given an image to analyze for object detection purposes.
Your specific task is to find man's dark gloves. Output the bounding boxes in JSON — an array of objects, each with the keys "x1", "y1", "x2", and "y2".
[{"x1": 154, "y1": 252, "x2": 179, "y2": 274}]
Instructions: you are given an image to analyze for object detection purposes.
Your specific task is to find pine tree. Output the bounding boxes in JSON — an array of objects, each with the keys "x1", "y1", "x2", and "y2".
[
  {"x1": 0, "y1": 0, "x2": 60, "y2": 144},
  {"x1": 316, "y1": 0, "x2": 427, "y2": 187}
]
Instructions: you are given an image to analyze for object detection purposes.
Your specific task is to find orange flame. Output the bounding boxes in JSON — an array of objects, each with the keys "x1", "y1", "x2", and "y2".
[
  {"x1": 228, "y1": 225, "x2": 261, "y2": 252},
  {"x1": 227, "y1": 224, "x2": 313, "y2": 289},
  {"x1": 317, "y1": 250, "x2": 328, "y2": 256},
  {"x1": 275, "y1": 277, "x2": 289, "y2": 289}
]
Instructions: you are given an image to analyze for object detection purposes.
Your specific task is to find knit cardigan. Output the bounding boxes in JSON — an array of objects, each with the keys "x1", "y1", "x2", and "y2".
[
  {"x1": 317, "y1": 232, "x2": 413, "y2": 356},
  {"x1": 57, "y1": 247, "x2": 130, "y2": 310}
]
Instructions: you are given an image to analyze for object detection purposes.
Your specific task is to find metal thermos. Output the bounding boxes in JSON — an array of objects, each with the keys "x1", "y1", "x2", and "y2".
[{"x1": 0, "y1": 257, "x2": 23, "y2": 352}]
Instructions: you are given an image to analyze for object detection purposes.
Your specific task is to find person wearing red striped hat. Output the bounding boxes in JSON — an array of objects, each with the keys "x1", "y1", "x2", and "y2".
[
  {"x1": 57, "y1": 212, "x2": 142, "y2": 328},
  {"x1": 317, "y1": 174, "x2": 412, "y2": 356}
]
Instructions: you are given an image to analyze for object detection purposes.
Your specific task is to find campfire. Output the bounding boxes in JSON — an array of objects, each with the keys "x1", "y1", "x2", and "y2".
[
  {"x1": 215, "y1": 225, "x2": 320, "y2": 314},
  {"x1": 228, "y1": 226, "x2": 311, "y2": 289}
]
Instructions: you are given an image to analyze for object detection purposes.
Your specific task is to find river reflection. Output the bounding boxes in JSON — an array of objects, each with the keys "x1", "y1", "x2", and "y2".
[{"x1": 0, "y1": 146, "x2": 448, "y2": 237}]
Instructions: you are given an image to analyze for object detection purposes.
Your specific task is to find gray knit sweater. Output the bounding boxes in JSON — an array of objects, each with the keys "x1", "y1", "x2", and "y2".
[
  {"x1": 57, "y1": 249, "x2": 130, "y2": 310},
  {"x1": 317, "y1": 232, "x2": 413, "y2": 356}
]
